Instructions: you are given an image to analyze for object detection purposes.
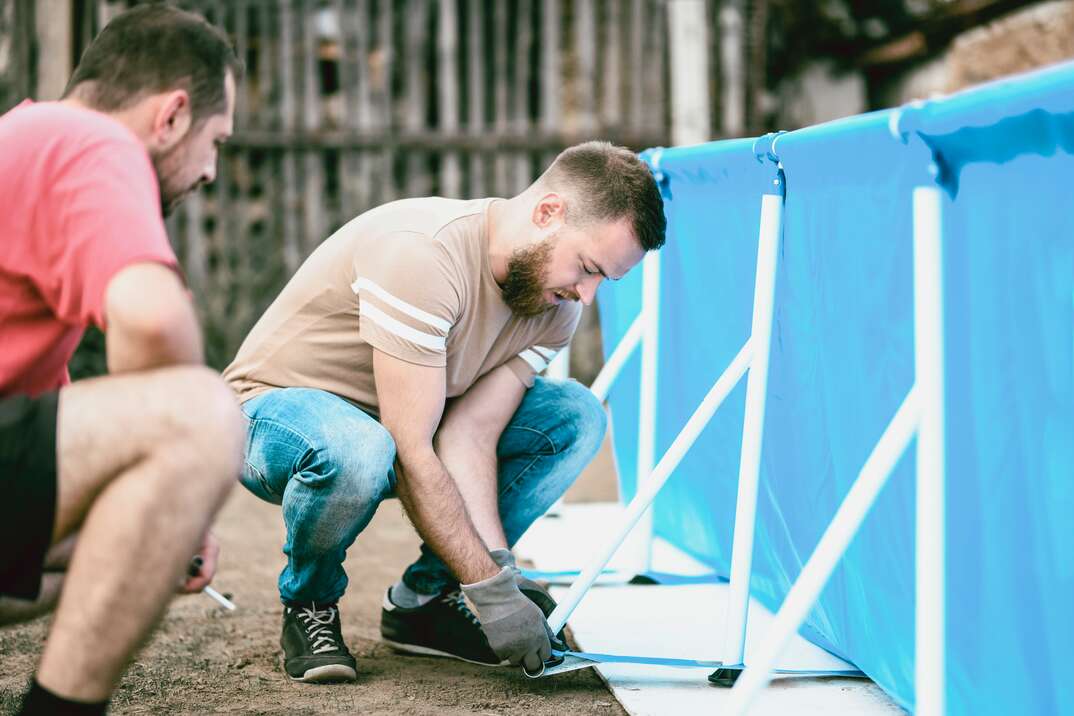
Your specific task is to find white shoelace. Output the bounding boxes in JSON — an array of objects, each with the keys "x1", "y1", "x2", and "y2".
[
  {"x1": 442, "y1": 590, "x2": 481, "y2": 627},
  {"x1": 297, "y1": 604, "x2": 340, "y2": 654}
]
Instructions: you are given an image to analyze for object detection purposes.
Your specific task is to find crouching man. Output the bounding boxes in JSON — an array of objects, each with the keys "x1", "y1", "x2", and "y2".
[{"x1": 224, "y1": 141, "x2": 666, "y2": 681}]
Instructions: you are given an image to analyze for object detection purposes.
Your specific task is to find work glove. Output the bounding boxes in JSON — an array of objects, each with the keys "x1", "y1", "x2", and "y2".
[
  {"x1": 489, "y1": 549, "x2": 564, "y2": 633},
  {"x1": 461, "y1": 566, "x2": 553, "y2": 673}
]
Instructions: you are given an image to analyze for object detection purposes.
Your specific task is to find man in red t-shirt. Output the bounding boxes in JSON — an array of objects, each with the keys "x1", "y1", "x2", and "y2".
[{"x1": 0, "y1": 6, "x2": 245, "y2": 715}]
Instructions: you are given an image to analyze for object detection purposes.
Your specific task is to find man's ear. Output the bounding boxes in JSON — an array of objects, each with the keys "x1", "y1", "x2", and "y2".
[
  {"x1": 532, "y1": 192, "x2": 567, "y2": 229},
  {"x1": 151, "y1": 89, "x2": 193, "y2": 152}
]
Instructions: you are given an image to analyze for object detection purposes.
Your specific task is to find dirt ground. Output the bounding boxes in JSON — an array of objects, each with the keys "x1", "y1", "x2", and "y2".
[{"x1": 0, "y1": 435, "x2": 624, "y2": 716}]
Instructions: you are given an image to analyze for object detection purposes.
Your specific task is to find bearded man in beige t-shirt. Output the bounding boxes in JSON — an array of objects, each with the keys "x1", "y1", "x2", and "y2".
[{"x1": 223, "y1": 141, "x2": 666, "y2": 682}]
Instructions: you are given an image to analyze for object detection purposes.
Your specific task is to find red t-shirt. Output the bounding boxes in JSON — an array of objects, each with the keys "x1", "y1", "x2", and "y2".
[{"x1": 0, "y1": 100, "x2": 179, "y2": 396}]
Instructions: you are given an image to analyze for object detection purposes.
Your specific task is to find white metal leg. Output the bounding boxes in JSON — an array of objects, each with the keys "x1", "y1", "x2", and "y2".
[
  {"x1": 547, "y1": 339, "x2": 754, "y2": 634},
  {"x1": 724, "y1": 388, "x2": 920, "y2": 713},
  {"x1": 589, "y1": 315, "x2": 644, "y2": 403},
  {"x1": 913, "y1": 186, "x2": 946, "y2": 716},
  {"x1": 627, "y1": 251, "x2": 662, "y2": 575},
  {"x1": 720, "y1": 192, "x2": 784, "y2": 665},
  {"x1": 725, "y1": 185, "x2": 947, "y2": 713}
]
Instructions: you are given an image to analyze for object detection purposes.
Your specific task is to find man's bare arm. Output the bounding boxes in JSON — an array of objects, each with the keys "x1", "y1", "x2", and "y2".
[
  {"x1": 434, "y1": 364, "x2": 527, "y2": 551},
  {"x1": 373, "y1": 349, "x2": 500, "y2": 585},
  {"x1": 104, "y1": 263, "x2": 203, "y2": 373}
]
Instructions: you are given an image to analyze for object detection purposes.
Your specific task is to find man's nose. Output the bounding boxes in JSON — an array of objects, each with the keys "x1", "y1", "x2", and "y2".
[{"x1": 575, "y1": 275, "x2": 603, "y2": 306}]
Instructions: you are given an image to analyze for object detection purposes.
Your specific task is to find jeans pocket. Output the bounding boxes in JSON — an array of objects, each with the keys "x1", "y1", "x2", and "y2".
[{"x1": 240, "y1": 459, "x2": 284, "y2": 505}]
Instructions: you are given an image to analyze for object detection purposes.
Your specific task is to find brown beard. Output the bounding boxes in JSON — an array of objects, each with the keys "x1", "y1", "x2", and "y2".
[{"x1": 502, "y1": 236, "x2": 556, "y2": 318}]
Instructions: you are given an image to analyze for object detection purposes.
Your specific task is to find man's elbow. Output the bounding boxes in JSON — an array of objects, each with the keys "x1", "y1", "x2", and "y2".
[{"x1": 106, "y1": 302, "x2": 203, "y2": 369}]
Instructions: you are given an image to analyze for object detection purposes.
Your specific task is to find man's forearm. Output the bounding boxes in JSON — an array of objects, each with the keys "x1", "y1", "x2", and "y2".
[
  {"x1": 394, "y1": 446, "x2": 500, "y2": 585},
  {"x1": 434, "y1": 432, "x2": 508, "y2": 551}
]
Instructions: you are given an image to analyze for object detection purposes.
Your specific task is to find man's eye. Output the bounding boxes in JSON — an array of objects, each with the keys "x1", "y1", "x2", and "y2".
[{"x1": 585, "y1": 265, "x2": 598, "y2": 275}]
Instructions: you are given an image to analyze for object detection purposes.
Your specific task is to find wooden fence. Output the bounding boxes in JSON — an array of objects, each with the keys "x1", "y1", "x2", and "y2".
[{"x1": 10, "y1": 0, "x2": 696, "y2": 371}]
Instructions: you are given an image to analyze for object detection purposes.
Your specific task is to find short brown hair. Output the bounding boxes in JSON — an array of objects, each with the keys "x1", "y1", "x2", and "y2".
[
  {"x1": 543, "y1": 141, "x2": 667, "y2": 251},
  {"x1": 63, "y1": 4, "x2": 243, "y2": 125}
]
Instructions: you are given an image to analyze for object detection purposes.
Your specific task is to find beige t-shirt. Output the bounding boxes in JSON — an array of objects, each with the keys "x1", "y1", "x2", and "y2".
[{"x1": 224, "y1": 197, "x2": 581, "y2": 415}]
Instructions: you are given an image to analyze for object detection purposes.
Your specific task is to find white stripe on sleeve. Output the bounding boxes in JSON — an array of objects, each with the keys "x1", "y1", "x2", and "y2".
[
  {"x1": 351, "y1": 277, "x2": 453, "y2": 333},
  {"x1": 531, "y1": 345, "x2": 560, "y2": 362},
  {"x1": 360, "y1": 300, "x2": 447, "y2": 351},
  {"x1": 518, "y1": 349, "x2": 548, "y2": 373}
]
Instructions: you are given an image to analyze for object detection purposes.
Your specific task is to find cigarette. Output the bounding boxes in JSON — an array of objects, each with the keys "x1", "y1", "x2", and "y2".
[{"x1": 203, "y1": 585, "x2": 237, "y2": 611}]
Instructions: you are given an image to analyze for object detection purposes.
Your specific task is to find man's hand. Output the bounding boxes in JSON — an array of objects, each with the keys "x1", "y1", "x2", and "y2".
[
  {"x1": 180, "y1": 530, "x2": 220, "y2": 594},
  {"x1": 461, "y1": 566, "x2": 553, "y2": 672}
]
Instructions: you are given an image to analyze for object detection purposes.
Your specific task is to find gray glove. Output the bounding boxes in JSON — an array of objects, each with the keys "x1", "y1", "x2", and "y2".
[
  {"x1": 461, "y1": 566, "x2": 553, "y2": 673},
  {"x1": 491, "y1": 553, "x2": 562, "y2": 635}
]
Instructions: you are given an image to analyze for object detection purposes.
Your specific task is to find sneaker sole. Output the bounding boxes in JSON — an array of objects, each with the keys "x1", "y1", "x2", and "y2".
[
  {"x1": 289, "y1": 663, "x2": 358, "y2": 683},
  {"x1": 381, "y1": 638, "x2": 508, "y2": 667}
]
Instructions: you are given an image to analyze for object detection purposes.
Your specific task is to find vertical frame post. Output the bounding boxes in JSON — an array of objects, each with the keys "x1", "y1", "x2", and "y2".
[
  {"x1": 720, "y1": 191, "x2": 783, "y2": 665},
  {"x1": 912, "y1": 186, "x2": 946, "y2": 716},
  {"x1": 626, "y1": 250, "x2": 662, "y2": 574}
]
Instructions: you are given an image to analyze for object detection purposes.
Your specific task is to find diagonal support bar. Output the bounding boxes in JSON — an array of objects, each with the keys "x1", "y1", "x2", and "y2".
[
  {"x1": 589, "y1": 314, "x2": 645, "y2": 403},
  {"x1": 724, "y1": 387, "x2": 920, "y2": 713},
  {"x1": 547, "y1": 338, "x2": 754, "y2": 634}
]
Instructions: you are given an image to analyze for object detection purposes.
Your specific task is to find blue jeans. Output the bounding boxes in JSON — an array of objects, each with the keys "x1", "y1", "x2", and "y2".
[{"x1": 239, "y1": 377, "x2": 606, "y2": 604}]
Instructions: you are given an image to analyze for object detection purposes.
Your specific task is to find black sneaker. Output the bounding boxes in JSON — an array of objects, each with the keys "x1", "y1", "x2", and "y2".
[
  {"x1": 281, "y1": 602, "x2": 358, "y2": 682},
  {"x1": 380, "y1": 588, "x2": 506, "y2": 666}
]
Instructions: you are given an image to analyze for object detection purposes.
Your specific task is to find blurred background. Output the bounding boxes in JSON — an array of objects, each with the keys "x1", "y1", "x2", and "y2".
[{"x1": 1, "y1": 0, "x2": 1071, "y2": 379}]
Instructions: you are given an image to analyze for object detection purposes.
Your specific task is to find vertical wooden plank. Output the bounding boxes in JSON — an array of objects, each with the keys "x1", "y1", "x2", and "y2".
[
  {"x1": 35, "y1": 0, "x2": 71, "y2": 100},
  {"x1": 184, "y1": 193, "x2": 208, "y2": 298},
  {"x1": 539, "y1": 0, "x2": 561, "y2": 171},
  {"x1": 436, "y1": 0, "x2": 461, "y2": 196},
  {"x1": 492, "y1": 0, "x2": 509, "y2": 194},
  {"x1": 256, "y1": 0, "x2": 275, "y2": 128},
  {"x1": 301, "y1": 2, "x2": 325, "y2": 249},
  {"x1": 375, "y1": 0, "x2": 396, "y2": 203},
  {"x1": 278, "y1": 0, "x2": 301, "y2": 273},
  {"x1": 214, "y1": 2, "x2": 236, "y2": 345},
  {"x1": 353, "y1": 0, "x2": 375, "y2": 215},
  {"x1": 668, "y1": 0, "x2": 711, "y2": 145},
  {"x1": 404, "y1": 0, "x2": 429, "y2": 197},
  {"x1": 256, "y1": 0, "x2": 280, "y2": 280},
  {"x1": 719, "y1": 0, "x2": 746, "y2": 137},
  {"x1": 336, "y1": 0, "x2": 359, "y2": 218},
  {"x1": 575, "y1": 0, "x2": 597, "y2": 137},
  {"x1": 512, "y1": 0, "x2": 532, "y2": 193},
  {"x1": 628, "y1": 0, "x2": 645, "y2": 136},
  {"x1": 600, "y1": 0, "x2": 622, "y2": 133},
  {"x1": 9, "y1": 0, "x2": 37, "y2": 108},
  {"x1": 81, "y1": 0, "x2": 99, "y2": 62},
  {"x1": 645, "y1": 0, "x2": 669, "y2": 137},
  {"x1": 748, "y1": 0, "x2": 768, "y2": 134},
  {"x1": 438, "y1": 0, "x2": 461, "y2": 197},
  {"x1": 234, "y1": 0, "x2": 250, "y2": 127},
  {"x1": 467, "y1": 0, "x2": 486, "y2": 197}
]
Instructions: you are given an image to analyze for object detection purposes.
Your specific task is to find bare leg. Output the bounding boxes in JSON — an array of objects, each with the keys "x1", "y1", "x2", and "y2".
[{"x1": 34, "y1": 366, "x2": 242, "y2": 702}]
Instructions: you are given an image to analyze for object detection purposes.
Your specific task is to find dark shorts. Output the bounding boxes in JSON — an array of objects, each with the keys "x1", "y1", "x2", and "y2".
[{"x1": 0, "y1": 391, "x2": 59, "y2": 600}]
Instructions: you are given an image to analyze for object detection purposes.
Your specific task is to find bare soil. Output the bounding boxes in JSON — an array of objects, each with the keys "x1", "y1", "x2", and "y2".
[{"x1": 0, "y1": 438, "x2": 623, "y2": 716}]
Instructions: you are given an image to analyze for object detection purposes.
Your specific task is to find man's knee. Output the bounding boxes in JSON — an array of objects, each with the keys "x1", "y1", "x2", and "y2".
[
  {"x1": 155, "y1": 366, "x2": 243, "y2": 490},
  {"x1": 319, "y1": 419, "x2": 397, "y2": 500},
  {"x1": 553, "y1": 380, "x2": 608, "y2": 459}
]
